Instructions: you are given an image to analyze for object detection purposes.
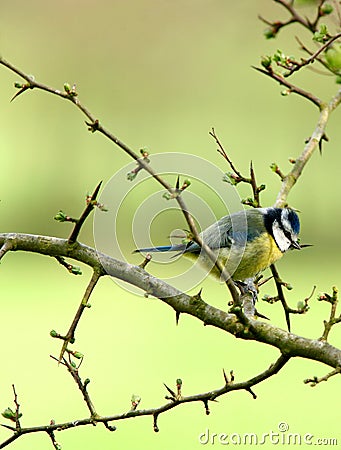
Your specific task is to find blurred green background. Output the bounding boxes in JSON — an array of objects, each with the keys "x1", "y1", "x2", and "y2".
[{"x1": 1, "y1": 1, "x2": 340, "y2": 449}]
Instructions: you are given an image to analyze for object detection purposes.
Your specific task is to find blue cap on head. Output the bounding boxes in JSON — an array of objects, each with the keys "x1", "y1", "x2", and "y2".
[{"x1": 286, "y1": 209, "x2": 300, "y2": 235}]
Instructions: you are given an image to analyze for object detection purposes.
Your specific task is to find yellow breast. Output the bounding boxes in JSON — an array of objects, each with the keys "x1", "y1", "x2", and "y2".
[
  {"x1": 194, "y1": 233, "x2": 283, "y2": 281},
  {"x1": 232, "y1": 233, "x2": 283, "y2": 280}
]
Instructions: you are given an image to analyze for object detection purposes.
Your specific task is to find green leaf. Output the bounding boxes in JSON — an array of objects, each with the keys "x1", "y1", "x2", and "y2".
[{"x1": 313, "y1": 24, "x2": 328, "y2": 43}]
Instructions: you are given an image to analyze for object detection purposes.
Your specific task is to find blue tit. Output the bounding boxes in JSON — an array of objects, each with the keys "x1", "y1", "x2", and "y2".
[{"x1": 134, "y1": 207, "x2": 300, "y2": 281}]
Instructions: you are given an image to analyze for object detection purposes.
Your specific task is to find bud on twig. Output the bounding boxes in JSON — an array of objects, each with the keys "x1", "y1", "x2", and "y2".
[{"x1": 131, "y1": 394, "x2": 141, "y2": 411}]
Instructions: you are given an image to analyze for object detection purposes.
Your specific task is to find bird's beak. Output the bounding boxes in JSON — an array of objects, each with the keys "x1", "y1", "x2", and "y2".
[{"x1": 291, "y1": 240, "x2": 301, "y2": 250}]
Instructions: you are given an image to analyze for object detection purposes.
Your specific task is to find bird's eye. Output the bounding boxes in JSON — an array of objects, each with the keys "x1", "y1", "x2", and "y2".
[{"x1": 283, "y1": 230, "x2": 293, "y2": 242}]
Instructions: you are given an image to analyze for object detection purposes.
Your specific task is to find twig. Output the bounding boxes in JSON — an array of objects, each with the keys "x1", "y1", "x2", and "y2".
[
  {"x1": 318, "y1": 286, "x2": 341, "y2": 341},
  {"x1": 274, "y1": 90, "x2": 341, "y2": 207},
  {"x1": 253, "y1": 66, "x2": 323, "y2": 108},
  {"x1": 270, "y1": 265, "x2": 314, "y2": 331},
  {"x1": 0, "y1": 354, "x2": 290, "y2": 447},
  {"x1": 258, "y1": 0, "x2": 327, "y2": 42},
  {"x1": 50, "y1": 355, "x2": 97, "y2": 418},
  {"x1": 0, "y1": 240, "x2": 15, "y2": 261},
  {"x1": 46, "y1": 428, "x2": 60, "y2": 450},
  {"x1": 295, "y1": 36, "x2": 333, "y2": 73},
  {"x1": 210, "y1": 128, "x2": 243, "y2": 178},
  {"x1": 304, "y1": 366, "x2": 341, "y2": 387},
  {"x1": 138, "y1": 253, "x2": 152, "y2": 269},
  {"x1": 269, "y1": 0, "x2": 324, "y2": 33},
  {"x1": 0, "y1": 232, "x2": 340, "y2": 370},
  {"x1": 68, "y1": 181, "x2": 102, "y2": 243},
  {"x1": 0, "y1": 56, "x2": 240, "y2": 306},
  {"x1": 56, "y1": 269, "x2": 103, "y2": 361},
  {"x1": 286, "y1": 32, "x2": 341, "y2": 77},
  {"x1": 54, "y1": 256, "x2": 82, "y2": 275},
  {"x1": 11, "y1": 385, "x2": 21, "y2": 431},
  {"x1": 210, "y1": 128, "x2": 265, "y2": 207}
]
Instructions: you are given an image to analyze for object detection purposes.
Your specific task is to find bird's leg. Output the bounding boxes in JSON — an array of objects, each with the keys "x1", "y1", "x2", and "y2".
[
  {"x1": 234, "y1": 278, "x2": 269, "y2": 319},
  {"x1": 234, "y1": 278, "x2": 258, "y2": 302}
]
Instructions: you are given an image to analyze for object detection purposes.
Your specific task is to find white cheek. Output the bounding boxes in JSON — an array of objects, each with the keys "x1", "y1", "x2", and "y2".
[{"x1": 272, "y1": 220, "x2": 291, "y2": 252}]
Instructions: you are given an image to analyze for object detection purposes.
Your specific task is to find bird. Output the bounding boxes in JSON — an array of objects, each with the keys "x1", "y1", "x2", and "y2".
[{"x1": 134, "y1": 207, "x2": 301, "y2": 282}]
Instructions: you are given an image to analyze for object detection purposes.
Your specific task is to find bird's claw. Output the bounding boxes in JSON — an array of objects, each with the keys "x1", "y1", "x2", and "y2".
[{"x1": 234, "y1": 278, "x2": 258, "y2": 302}]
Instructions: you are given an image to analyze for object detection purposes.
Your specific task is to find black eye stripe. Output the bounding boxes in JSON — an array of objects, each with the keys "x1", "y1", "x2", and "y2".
[
  {"x1": 283, "y1": 230, "x2": 293, "y2": 241},
  {"x1": 276, "y1": 220, "x2": 293, "y2": 241}
]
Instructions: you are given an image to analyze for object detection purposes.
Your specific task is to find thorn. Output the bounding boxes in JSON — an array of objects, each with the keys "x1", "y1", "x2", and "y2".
[
  {"x1": 196, "y1": 287, "x2": 203, "y2": 300},
  {"x1": 58, "y1": 341, "x2": 68, "y2": 363},
  {"x1": 254, "y1": 309, "x2": 270, "y2": 320},
  {"x1": 175, "y1": 175, "x2": 180, "y2": 190},
  {"x1": 319, "y1": 133, "x2": 329, "y2": 154},
  {"x1": 175, "y1": 311, "x2": 180, "y2": 325},
  {"x1": 153, "y1": 414, "x2": 159, "y2": 432},
  {"x1": 92, "y1": 180, "x2": 103, "y2": 200},
  {"x1": 10, "y1": 86, "x2": 30, "y2": 102},
  {"x1": 257, "y1": 275, "x2": 273, "y2": 287},
  {"x1": 246, "y1": 387, "x2": 257, "y2": 399},
  {"x1": 223, "y1": 368, "x2": 229, "y2": 385},
  {"x1": 163, "y1": 383, "x2": 176, "y2": 398},
  {"x1": 285, "y1": 311, "x2": 291, "y2": 332},
  {"x1": 203, "y1": 399, "x2": 210, "y2": 415}
]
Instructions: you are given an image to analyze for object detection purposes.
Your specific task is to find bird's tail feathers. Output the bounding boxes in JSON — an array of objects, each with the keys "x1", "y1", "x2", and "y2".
[{"x1": 133, "y1": 244, "x2": 186, "y2": 254}]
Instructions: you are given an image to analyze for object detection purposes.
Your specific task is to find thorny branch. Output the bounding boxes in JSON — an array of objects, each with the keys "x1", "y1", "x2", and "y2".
[
  {"x1": 0, "y1": 0, "x2": 341, "y2": 447},
  {"x1": 256, "y1": 1, "x2": 341, "y2": 208},
  {"x1": 0, "y1": 232, "x2": 340, "y2": 368},
  {"x1": 0, "y1": 354, "x2": 290, "y2": 448},
  {"x1": 0, "y1": 56, "x2": 241, "y2": 307}
]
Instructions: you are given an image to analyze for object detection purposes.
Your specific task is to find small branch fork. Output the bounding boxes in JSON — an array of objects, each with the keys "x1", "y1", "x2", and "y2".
[
  {"x1": 300, "y1": 287, "x2": 341, "y2": 387},
  {"x1": 51, "y1": 181, "x2": 108, "y2": 360},
  {"x1": 0, "y1": 354, "x2": 290, "y2": 447},
  {"x1": 318, "y1": 286, "x2": 341, "y2": 341},
  {"x1": 259, "y1": 0, "x2": 338, "y2": 41},
  {"x1": 50, "y1": 355, "x2": 97, "y2": 418},
  {"x1": 269, "y1": 265, "x2": 315, "y2": 332},
  {"x1": 210, "y1": 128, "x2": 265, "y2": 208},
  {"x1": 259, "y1": 0, "x2": 323, "y2": 35},
  {"x1": 255, "y1": 3, "x2": 341, "y2": 210},
  {"x1": 285, "y1": 32, "x2": 341, "y2": 77},
  {"x1": 68, "y1": 181, "x2": 103, "y2": 244}
]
